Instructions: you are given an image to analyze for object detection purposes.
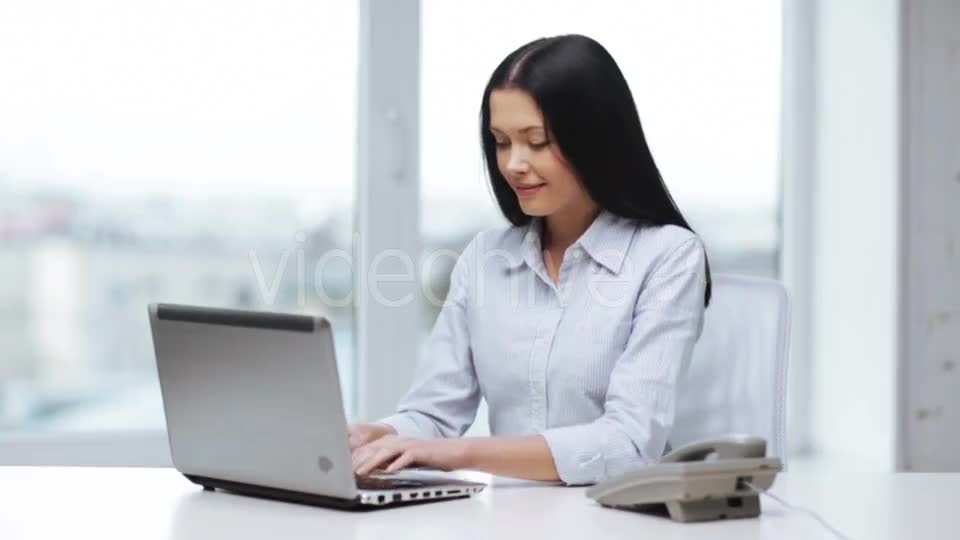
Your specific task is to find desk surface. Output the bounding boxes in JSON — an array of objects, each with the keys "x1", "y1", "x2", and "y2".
[{"x1": 0, "y1": 467, "x2": 954, "y2": 539}]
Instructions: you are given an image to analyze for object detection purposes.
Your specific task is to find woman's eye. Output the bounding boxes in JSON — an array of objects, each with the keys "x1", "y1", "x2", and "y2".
[
  {"x1": 529, "y1": 141, "x2": 550, "y2": 150},
  {"x1": 494, "y1": 140, "x2": 510, "y2": 148}
]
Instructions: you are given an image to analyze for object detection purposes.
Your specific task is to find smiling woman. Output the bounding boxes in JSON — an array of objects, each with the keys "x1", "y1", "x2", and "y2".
[
  {"x1": 480, "y1": 35, "x2": 712, "y2": 298},
  {"x1": 488, "y1": 89, "x2": 591, "y2": 225},
  {"x1": 350, "y1": 35, "x2": 712, "y2": 486},
  {"x1": 415, "y1": 0, "x2": 782, "y2": 450}
]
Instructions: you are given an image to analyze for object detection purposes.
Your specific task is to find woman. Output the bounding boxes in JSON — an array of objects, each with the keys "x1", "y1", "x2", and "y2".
[{"x1": 350, "y1": 34, "x2": 711, "y2": 486}]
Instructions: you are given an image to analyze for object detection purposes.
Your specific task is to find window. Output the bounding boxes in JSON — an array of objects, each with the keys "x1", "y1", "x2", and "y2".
[
  {"x1": 0, "y1": 2, "x2": 358, "y2": 440},
  {"x1": 0, "y1": 0, "x2": 785, "y2": 461}
]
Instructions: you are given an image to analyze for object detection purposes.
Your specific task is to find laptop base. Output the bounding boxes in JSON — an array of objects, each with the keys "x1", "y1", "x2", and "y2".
[{"x1": 184, "y1": 474, "x2": 469, "y2": 511}]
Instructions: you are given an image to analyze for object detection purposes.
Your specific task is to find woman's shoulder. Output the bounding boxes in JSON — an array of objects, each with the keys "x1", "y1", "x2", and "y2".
[
  {"x1": 634, "y1": 222, "x2": 702, "y2": 251},
  {"x1": 626, "y1": 222, "x2": 706, "y2": 273}
]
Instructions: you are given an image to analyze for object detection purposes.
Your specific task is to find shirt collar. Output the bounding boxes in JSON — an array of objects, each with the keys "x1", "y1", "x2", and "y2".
[{"x1": 509, "y1": 210, "x2": 637, "y2": 275}]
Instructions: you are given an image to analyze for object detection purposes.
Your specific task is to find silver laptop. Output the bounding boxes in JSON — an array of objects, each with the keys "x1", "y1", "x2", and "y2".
[{"x1": 148, "y1": 303, "x2": 486, "y2": 510}]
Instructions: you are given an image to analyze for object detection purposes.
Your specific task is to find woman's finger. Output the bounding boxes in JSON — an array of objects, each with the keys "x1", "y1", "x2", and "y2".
[
  {"x1": 356, "y1": 445, "x2": 401, "y2": 476},
  {"x1": 351, "y1": 445, "x2": 372, "y2": 468},
  {"x1": 385, "y1": 450, "x2": 416, "y2": 473},
  {"x1": 348, "y1": 431, "x2": 369, "y2": 451}
]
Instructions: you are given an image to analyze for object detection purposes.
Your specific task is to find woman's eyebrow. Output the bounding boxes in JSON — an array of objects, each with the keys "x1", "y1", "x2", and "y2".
[{"x1": 489, "y1": 125, "x2": 545, "y2": 133}]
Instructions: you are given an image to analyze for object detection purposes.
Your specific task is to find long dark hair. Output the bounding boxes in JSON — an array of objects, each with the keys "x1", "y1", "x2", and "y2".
[{"x1": 480, "y1": 34, "x2": 712, "y2": 306}]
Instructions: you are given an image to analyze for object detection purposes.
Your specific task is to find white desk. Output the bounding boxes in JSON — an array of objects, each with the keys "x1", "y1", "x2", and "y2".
[{"x1": 0, "y1": 467, "x2": 954, "y2": 539}]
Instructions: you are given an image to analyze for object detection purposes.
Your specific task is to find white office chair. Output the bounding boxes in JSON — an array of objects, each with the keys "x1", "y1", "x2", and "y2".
[{"x1": 670, "y1": 273, "x2": 791, "y2": 463}]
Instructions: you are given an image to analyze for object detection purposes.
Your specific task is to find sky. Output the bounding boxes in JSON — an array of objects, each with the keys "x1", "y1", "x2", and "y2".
[{"x1": 0, "y1": 0, "x2": 781, "y2": 227}]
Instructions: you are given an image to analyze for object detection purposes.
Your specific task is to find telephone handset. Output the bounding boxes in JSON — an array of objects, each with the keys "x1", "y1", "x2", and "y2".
[
  {"x1": 661, "y1": 434, "x2": 768, "y2": 462},
  {"x1": 586, "y1": 435, "x2": 782, "y2": 523}
]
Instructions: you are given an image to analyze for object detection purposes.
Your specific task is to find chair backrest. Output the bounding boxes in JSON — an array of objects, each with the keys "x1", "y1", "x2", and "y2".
[{"x1": 671, "y1": 273, "x2": 791, "y2": 463}]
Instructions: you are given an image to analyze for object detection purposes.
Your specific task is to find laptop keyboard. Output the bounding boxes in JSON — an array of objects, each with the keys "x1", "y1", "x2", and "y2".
[{"x1": 355, "y1": 475, "x2": 427, "y2": 490}]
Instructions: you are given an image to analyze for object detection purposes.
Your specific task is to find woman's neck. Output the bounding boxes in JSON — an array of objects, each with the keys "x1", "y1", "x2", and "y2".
[{"x1": 542, "y1": 203, "x2": 601, "y2": 253}]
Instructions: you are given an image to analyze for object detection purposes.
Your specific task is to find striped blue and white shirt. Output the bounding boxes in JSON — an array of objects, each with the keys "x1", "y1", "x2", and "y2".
[{"x1": 379, "y1": 210, "x2": 708, "y2": 485}]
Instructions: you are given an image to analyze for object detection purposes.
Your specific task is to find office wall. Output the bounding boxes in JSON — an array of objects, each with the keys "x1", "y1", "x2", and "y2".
[
  {"x1": 809, "y1": 0, "x2": 900, "y2": 470},
  {"x1": 808, "y1": 0, "x2": 960, "y2": 471},
  {"x1": 901, "y1": 0, "x2": 960, "y2": 471}
]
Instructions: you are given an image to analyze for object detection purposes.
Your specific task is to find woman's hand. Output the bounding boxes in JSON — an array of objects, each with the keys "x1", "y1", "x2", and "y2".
[
  {"x1": 352, "y1": 435, "x2": 470, "y2": 476},
  {"x1": 347, "y1": 422, "x2": 397, "y2": 451}
]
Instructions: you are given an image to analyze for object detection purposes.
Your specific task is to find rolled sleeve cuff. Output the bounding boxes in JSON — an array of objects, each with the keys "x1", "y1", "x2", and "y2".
[{"x1": 540, "y1": 423, "x2": 606, "y2": 486}]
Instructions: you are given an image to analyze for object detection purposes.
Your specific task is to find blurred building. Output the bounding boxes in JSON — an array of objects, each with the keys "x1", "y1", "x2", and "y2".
[{"x1": 0, "y1": 188, "x2": 353, "y2": 430}]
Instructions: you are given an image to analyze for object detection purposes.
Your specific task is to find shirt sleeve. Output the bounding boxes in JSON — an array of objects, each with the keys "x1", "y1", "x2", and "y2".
[
  {"x1": 376, "y1": 234, "x2": 482, "y2": 439},
  {"x1": 539, "y1": 236, "x2": 708, "y2": 485}
]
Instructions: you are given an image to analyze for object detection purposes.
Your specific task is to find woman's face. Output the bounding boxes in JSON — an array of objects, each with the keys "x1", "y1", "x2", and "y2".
[{"x1": 489, "y1": 88, "x2": 593, "y2": 218}]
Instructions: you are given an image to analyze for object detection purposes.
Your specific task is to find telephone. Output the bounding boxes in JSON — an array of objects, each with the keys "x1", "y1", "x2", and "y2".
[{"x1": 585, "y1": 434, "x2": 783, "y2": 523}]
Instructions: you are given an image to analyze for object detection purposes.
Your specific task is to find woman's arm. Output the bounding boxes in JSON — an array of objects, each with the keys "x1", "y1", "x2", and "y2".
[
  {"x1": 356, "y1": 235, "x2": 707, "y2": 484},
  {"x1": 461, "y1": 435, "x2": 560, "y2": 481},
  {"x1": 352, "y1": 432, "x2": 560, "y2": 481},
  {"x1": 374, "y1": 233, "x2": 483, "y2": 439}
]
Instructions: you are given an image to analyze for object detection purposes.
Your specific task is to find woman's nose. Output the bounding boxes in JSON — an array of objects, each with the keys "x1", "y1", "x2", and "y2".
[{"x1": 506, "y1": 148, "x2": 530, "y2": 173}]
